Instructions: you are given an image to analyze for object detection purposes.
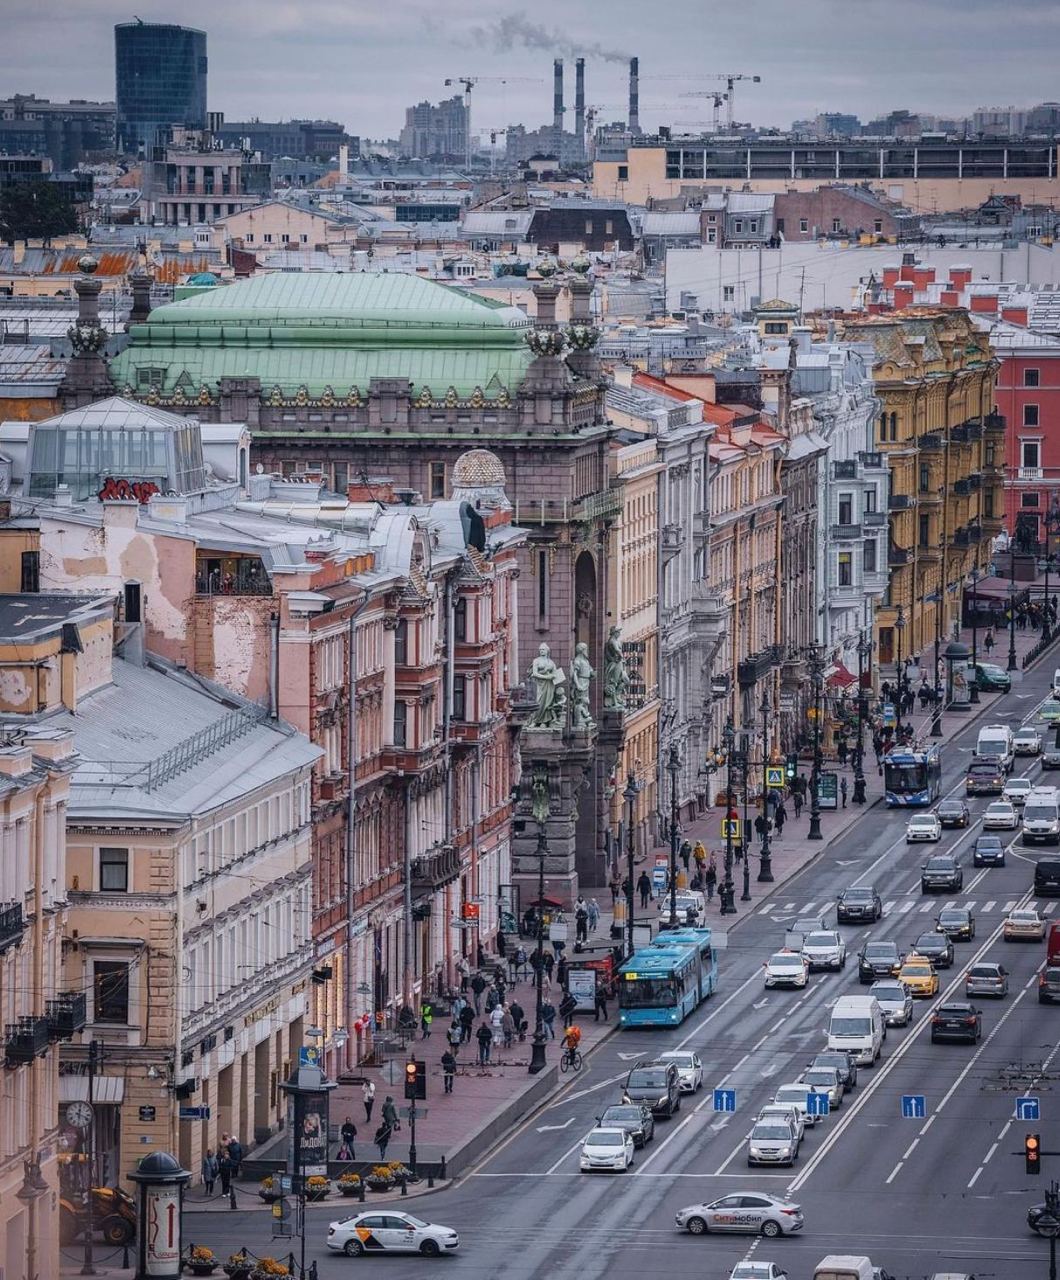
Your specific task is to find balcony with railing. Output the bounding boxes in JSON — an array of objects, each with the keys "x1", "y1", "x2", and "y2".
[
  {"x1": 985, "y1": 411, "x2": 1007, "y2": 434},
  {"x1": 831, "y1": 523, "x2": 863, "y2": 541},
  {"x1": 919, "y1": 433, "x2": 943, "y2": 451},
  {"x1": 410, "y1": 844, "x2": 462, "y2": 894},
  {"x1": 888, "y1": 493, "x2": 912, "y2": 510},
  {"x1": 46, "y1": 993, "x2": 87, "y2": 1041},
  {"x1": 833, "y1": 460, "x2": 858, "y2": 480},
  {"x1": 0, "y1": 902, "x2": 24, "y2": 954},
  {"x1": 195, "y1": 555, "x2": 272, "y2": 597},
  {"x1": 888, "y1": 546, "x2": 910, "y2": 566},
  {"x1": 952, "y1": 527, "x2": 971, "y2": 547},
  {"x1": 859, "y1": 451, "x2": 886, "y2": 471},
  {"x1": 864, "y1": 511, "x2": 887, "y2": 527},
  {"x1": 1018, "y1": 467, "x2": 1044, "y2": 481},
  {"x1": 953, "y1": 479, "x2": 971, "y2": 496},
  {"x1": 5, "y1": 1016, "x2": 50, "y2": 1066}
]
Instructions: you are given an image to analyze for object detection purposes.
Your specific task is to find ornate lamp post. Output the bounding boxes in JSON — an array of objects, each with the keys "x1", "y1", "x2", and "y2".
[
  {"x1": 969, "y1": 562, "x2": 981, "y2": 703},
  {"x1": 1008, "y1": 545, "x2": 1019, "y2": 672},
  {"x1": 623, "y1": 772, "x2": 638, "y2": 959},
  {"x1": 931, "y1": 599, "x2": 944, "y2": 738},
  {"x1": 666, "y1": 746, "x2": 681, "y2": 927},
  {"x1": 528, "y1": 820, "x2": 549, "y2": 1075},
  {"x1": 758, "y1": 689, "x2": 775, "y2": 882},
  {"x1": 739, "y1": 729, "x2": 751, "y2": 903},
  {"x1": 852, "y1": 631, "x2": 871, "y2": 805},
  {"x1": 894, "y1": 605, "x2": 906, "y2": 735},
  {"x1": 1045, "y1": 502, "x2": 1060, "y2": 644},
  {"x1": 807, "y1": 647, "x2": 824, "y2": 841},
  {"x1": 718, "y1": 717, "x2": 738, "y2": 915}
]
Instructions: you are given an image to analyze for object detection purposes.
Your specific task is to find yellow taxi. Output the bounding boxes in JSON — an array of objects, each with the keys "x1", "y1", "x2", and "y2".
[{"x1": 898, "y1": 954, "x2": 940, "y2": 998}]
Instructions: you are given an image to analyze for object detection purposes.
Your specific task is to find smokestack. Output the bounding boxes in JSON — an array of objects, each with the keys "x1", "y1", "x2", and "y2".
[
  {"x1": 553, "y1": 58, "x2": 564, "y2": 133},
  {"x1": 629, "y1": 56, "x2": 640, "y2": 135},
  {"x1": 338, "y1": 143, "x2": 349, "y2": 181},
  {"x1": 575, "y1": 58, "x2": 586, "y2": 143}
]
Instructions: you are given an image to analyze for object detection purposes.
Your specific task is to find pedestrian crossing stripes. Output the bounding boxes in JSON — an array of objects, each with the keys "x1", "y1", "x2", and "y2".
[{"x1": 759, "y1": 898, "x2": 1038, "y2": 918}]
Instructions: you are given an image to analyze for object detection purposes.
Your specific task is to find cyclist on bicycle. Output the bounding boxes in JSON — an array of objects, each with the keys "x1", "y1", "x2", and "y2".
[{"x1": 562, "y1": 1025, "x2": 581, "y2": 1057}]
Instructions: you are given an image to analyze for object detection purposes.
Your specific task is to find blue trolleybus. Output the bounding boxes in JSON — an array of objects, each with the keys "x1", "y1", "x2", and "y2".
[
  {"x1": 883, "y1": 744, "x2": 942, "y2": 806},
  {"x1": 618, "y1": 926, "x2": 718, "y2": 1028}
]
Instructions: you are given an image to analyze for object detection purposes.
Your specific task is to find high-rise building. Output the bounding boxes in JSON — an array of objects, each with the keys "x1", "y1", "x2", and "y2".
[
  {"x1": 115, "y1": 21, "x2": 207, "y2": 156},
  {"x1": 398, "y1": 97, "x2": 468, "y2": 160}
]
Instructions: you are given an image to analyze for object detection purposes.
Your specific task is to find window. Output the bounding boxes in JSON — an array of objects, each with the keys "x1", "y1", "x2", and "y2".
[
  {"x1": 837, "y1": 552, "x2": 852, "y2": 586},
  {"x1": 864, "y1": 488, "x2": 877, "y2": 514},
  {"x1": 393, "y1": 701, "x2": 407, "y2": 747},
  {"x1": 722, "y1": 285, "x2": 735, "y2": 302},
  {"x1": 1024, "y1": 404, "x2": 1040, "y2": 427},
  {"x1": 604, "y1": 219, "x2": 613, "y2": 235},
  {"x1": 99, "y1": 848, "x2": 129, "y2": 892},
  {"x1": 617, "y1": 165, "x2": 628, "y2": 181},
  {"x1": 864, "y1": 541, "x2": 877, "y2": 572},
  {"x1": 919, "y1": 514, "x2": 931, "y2": 547},
  {"x1": 749, "y1": 220, "x2": 758, "y2": 233},
  {"x1": 244, "y1": 233, "x2": 254, "y2": 243},
  {"x1": 1023, "y1": 492, "x2": 1041, "y2": 508},
  {"x1": 832, "y1": 218, "x2": 842, "y2": 233},
  {"x1": 1025, "y1": 368, "x2": 1040, "y2": 387},
  {"x1": 874, "y1": 219, "x2": 883, "y2": 233},
  {"x1": 20, "y1": 550, "x2": 39, "y2": 593},
  {"x1": 453, "y1": 675, "x2": 466, "y2": 721},
  {"x1": 775, "y1": 218, "x2": 785, "y2": 234},
  {"x1": 800, "y1": 218, "x2": 809, "y2": 233},
  {"x1": 1022, "y1": 439, "x2": 1041, "y2": 469},
  {"x1": 93, "y1": 960, "x2": 130, "y2": 1024},
  {"x1": 838, "y1": 493, "x2": 853, "y2": 525},
  {"x1": 733, "y1": 220, "x2": 743, "y2": 233},
  {"x1": 394, "y1": 618, "x2": 408, "y2": 665},
  {"x1": 429, "y1": 461, "x2": 445, "y2": 499},
  {"x1": 889, "y1": 413, "x2": 898, "y2": 441},
  {"x1": 454, "y1": 597, "x2": 467, "y2": 642},
  {"x1": 919, "y1": 463, "x2": 931, "y2": 492},
  {"x1": 585, "y1": 220, "x2": 593, "y2": 235},
  {"x1": 985, "y1": 490, "x2": 995, "y2": 517},
  {"x1": 263, "y1": 233, "x2": 273, "y2": 243},
  {"x1": 537, "y1": 548, "x2": 549, "y2": 625},
  {"x1": 280, "y1": 233, "x2": 290, "y2": 243},
  {"x1": 300, "y1": 234, "x2": 309, "y2": 244},
  {"x1": 764, "y1": 321, "x2": 786, "y2": 334}
]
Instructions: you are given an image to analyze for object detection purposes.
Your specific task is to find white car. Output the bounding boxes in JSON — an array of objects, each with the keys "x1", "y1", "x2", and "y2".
[
  {"x1": 326, "y1": 1212, "x2": 459, "y2": 1258},
  {"x1": 801, "y1": 930, "x2": 847, "y2": 972},
  {"x1": 870, "y1": 979, "x2": 914, "y2": 1027},
  {"x1": 580, "y1": 1126, "x2": 635, "y2": 1172},
  {"x1": 756, "y1": 1102, "x2": 806, "y2": 1143},
  {"x1": 658, "y1": 1050, "x2": 704, "y2": 1093},
  {"x1": 1003, "y1": 777, "x2": 1034, "y2": 806},
  {"x1": 763, "y1": 951, "x2": 810, "y2": 989},
  {"x1": 746, "y1": 1119, "x2": 799, "y2": 1166},
  {"x1": 1004, "y1": 907, "x2": 1047, "y2": 940},
  {"x1": 906, "y1": 813, "x2": 942, "y2": 842},
  {"x1": 983, "y1": 800, "x2": 1019, "y2": 830},
  {"x1": 773, "y1": 1082, "x2": 822, "y2": 1127},
  {"x1": 1014, "y1": 727, "x2": 1043, "y2": 755},
  {"x1": 729, "y1": 1265, "x2": 788, "y2": 1280}
]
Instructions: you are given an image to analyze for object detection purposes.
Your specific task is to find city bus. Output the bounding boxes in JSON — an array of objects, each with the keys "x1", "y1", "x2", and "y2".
[
  {"x1": 883, "y1": 744, "x2": 943, "y2": 806},
  {"x1": 618, "y1": 927, "x2": 718, "y2": 1028}
]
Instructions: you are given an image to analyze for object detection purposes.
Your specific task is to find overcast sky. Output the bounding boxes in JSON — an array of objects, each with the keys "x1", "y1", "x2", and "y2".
[{"x1": 6, "y1": 0, "x2": 1059, "y2": 140}]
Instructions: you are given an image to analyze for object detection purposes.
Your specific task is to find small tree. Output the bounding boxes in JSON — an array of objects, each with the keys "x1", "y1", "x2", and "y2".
[{"x1": 0, "y1": 181, "x2": 79, "y2": 246}]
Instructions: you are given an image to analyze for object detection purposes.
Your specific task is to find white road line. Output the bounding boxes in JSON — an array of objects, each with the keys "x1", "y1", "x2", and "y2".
[
  {"x1": 883, "y1": 900, "x2": 896, "y2": 914},
  {"x1": 903, "y1": 1137, "x2": 920, "y2": 1160},
  {"x1": 918, "y1": 902, "x2": 934, "y2": 912},
  {"x1": 983, "y1": 900, "x2": 996, "y2": 913},
  {"x1": 967, "y1": 1165, "x2": 984, "y2": 1188},
  {"x1": 1005, "y1": 899, "x2": 1017, "y2": 910},
  {"x1": 1046, "y1": 902, "x2": 1058, "y2": 915},
  {"x1": 885, "y1": 1160, "x2": 904, "y2": 1184},
  {"x1": 898, "y1": 901, "x2": 914, "y2": 913},
  {"x1": 802, "y1": 901, "x2": 817, "y2": 915},
  {"x1": 545, "y1": 1132, "x2": 588, "y2": 1175}
]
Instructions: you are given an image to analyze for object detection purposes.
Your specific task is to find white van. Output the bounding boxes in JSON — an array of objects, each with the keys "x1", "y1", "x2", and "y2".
[
  {"x1": 813, "y1": 1259, "x2": 895, "y2": 1280},
  {"x1": 1023, "y1": 786, "x2": 1060, "y2": 845},
  {"x1": 1052, "y1": 668, "x2": 1060, "y2": 697},
  {"x1": 827, "y1": 995, "x2": 885, "y2": 1066},
  {"x1": 976, "y1": 724, "x2": 1014, "y2": 773}
]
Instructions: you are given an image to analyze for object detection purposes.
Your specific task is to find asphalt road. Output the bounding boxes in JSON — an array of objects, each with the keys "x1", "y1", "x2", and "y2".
[{"x1": 185, "y1": 663, "x2": 1060, "y2": 1280}]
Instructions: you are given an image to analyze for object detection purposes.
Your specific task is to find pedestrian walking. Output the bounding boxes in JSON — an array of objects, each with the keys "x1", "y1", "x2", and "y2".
[
  {"x1": 837, "y1": 738, "x2": 848, "y2": 766},
  {"x1": 754, "y1": 812, "x2": 767, "y2": 843},
  {"x1": 542, "y1": 999, "x2": 557, "y2": 1039},
  {"x1": 556, "y1": 956, "x2": 569, "y2": 990},
  {"x1": 502, "y1": 1006, "x2": 516, "y2": 1048},
  {"x1": 201, "y1": 1148, "x2": 218, "y2": 1196},
  {"x1": 340, "y1": 1117, "x2": 357, "y2": 1160},
  {"x1": 459, "y1": 1003, "x2": 474, "y2": 1043},
  {"x1": 680, "y1": 840, "x2": 691, "y2": 872},
  {"x1": 447, "y1": 1020, "x2": 462, "y2": 1053},
  {"x1": 456, "y1": 954, "x2": 470, "y2": 992},
  {"x1": 705, "y1": 856, "x2": 717, "y2": 902},
  {"x1": 840, "y1": 776, "x2": 848, "y2": 808},
  {"x1": 984, "y1": 630, "x2": 994, "y2": 655},
  {"x1": 515, "y1": 945, "x2": 529, "y2": 980},
  {"x1": 374, "y1": 1121, "x2": 393, "y2": 1162},
  {"x1": 559, "y1": 990, "x2": 578, "y2": 1028},
  {"x1": 510, "y1": 999, "x2": 526, "y2": 1041},
  {"x1": 226, "y1": 1135, "x2": 243, "y2": 1179},
  {"x1": 420, "y1": 1002, "x2": 433, "y2": 1039},
  {"x1": 382, "y1": 1095, "x2": 399, "y2": 1132},
  {"x1": 594, "y1": 986, "x2": 609, "y2": 1021},
  {"x1": 363, "y1": 1079, "x2": 376, "y2": 1123},
  {"x1": 693, "y1": 840, "x2": 707, "y2": 875},
  {"x1": 774, "y1": 801, "x2": 786, "y2": 836},
  {"x1": 543, "y1": 951, "x2": 555, "y2": 983},
  {"x1": 218, "y1": 1145, "x2": 233, "y2": 1195},
  {"x1": 793, "y1": 791, "x2": 803, "y2": 819},
  {"x1": 490, "y1": 1001, "x2": 504, "y2": 1045},
  {"x1": 476, "y1": 1020, "x2": 494, "y2": 1065},
  {"x1": 575, "y1": 902, "x2": 589, "y2": 943},
  {"x1": 470, "y1": 970, "x2": 486, "y2": 1015},
  {"x1": 441, "y1": 1049, "x2": 457, "y2": 1093},
  {"x1": 637, "y1": 871, "x2": 651, "y2": 909},
  {"x1": 587, "y1": 899, "x2": 600, "y2": 933}
]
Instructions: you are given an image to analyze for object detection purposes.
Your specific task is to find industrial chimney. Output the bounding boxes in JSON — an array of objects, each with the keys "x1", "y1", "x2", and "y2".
[
  {"x1": 575, "y1": 58, "x2": 586, "y2": 145},
  {"x1": 628, "y1": 56, "x2": 640, "y2": 135},
  {"x1": 553, "y1": 58, "x2": 564, "y2": 133}
]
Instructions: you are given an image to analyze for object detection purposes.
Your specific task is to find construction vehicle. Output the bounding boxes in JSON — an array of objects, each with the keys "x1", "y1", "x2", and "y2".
[{"x1": 58, "y1": 1153, "x2": 136, "y2": 1245}]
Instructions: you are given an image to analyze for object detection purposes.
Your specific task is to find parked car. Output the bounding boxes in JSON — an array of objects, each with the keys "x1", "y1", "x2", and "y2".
[
  {"x1": 937, "y1": 799, "x2": 971, "y2": 828},
  {"x1": 837, "y1": 886, "x2": 883, "y2": 923},
  {"x1": 973, "y1": 834, "x2": 1006, "y2": 867},
  {"x1": 931, "y1": 1002, "x2": 982, "y2": 1044},
  {"x1": 965, "y1": 962, "x2": 1008, "y2": 998},
  {"x1": 907, "y1": 813, "x2": 942, "y2": 842}
]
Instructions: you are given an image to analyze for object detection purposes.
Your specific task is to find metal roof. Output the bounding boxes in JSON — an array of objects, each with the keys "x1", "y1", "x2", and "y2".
[{"x1": 639, "y1": 213, "x2": 702, "y2": 236}]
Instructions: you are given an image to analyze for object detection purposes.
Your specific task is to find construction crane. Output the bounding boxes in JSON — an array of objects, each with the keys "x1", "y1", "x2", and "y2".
[
  {"x1": 677, "y1": 74, "x2": 762, "y2": 128},
  {"x1": 672, "y1": 93, "x2": 728, "y2": 132},
  {"x1": 444, "y1": 76, "x2": 543, "y2": 171}
]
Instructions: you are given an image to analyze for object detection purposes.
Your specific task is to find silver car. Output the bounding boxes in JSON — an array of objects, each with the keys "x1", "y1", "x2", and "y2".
[
  {"x1": 965, "y1": 961, "x2": 1009, "y2": 998},
  {"x1": 801, "y1": 930, "x2": 847, "y2": 972},
  {"x1": 747, "y1": 1120, "x2": 799, "y2": 1166},
  {"x1": 797, "y1": 1067, "x2": 843, "y2": 1109},
  {"x1": 870, "y1": 980, "x2": 914, "y2": 1026},
  {"x1": 676, "y1": 1193, "x2": 804, "y2": 1238}
]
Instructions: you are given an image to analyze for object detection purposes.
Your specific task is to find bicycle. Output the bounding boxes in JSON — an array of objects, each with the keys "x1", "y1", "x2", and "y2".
[{"x1": 560, "y1": 1045, "x2": 583, "y2": 1073}]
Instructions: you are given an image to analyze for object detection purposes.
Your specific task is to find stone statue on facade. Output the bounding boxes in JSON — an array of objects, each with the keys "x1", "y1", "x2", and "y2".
[
  {"x1": 569, "y1": 641, "x2": 596, "y2": 731},
  {"x1": 527, "y1": 643, "x2": 567, "y2": 730},
  {"x1": 604, "y1": 626, "x2": 630, "y2": 711},
  {"x1": 531, "y1": 768, "x2": 550, "y2": 823}
]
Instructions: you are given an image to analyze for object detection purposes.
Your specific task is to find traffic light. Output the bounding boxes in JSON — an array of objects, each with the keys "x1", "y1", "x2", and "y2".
[
  {"x1": 1026, "y1": 1132, "x2": 1042, "y2": 1175},
  {"x1": 786, "y1": 753, "x2": 798, "y2": 780},
  {"x1": 404, "y1": 1058, "x2": 426, "y2": 1101}
]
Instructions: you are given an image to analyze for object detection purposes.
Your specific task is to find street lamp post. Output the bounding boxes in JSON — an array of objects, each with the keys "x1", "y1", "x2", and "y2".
[
  {"x1": 930, "y1": 613, "x2": 943, "y2": 738},
  {"x1": 807, "y1": 648, "x2": 824, "y2": 841},
  {"x1": 1008, "y1": 546, "x2": 1019, "y2": 672},
  {"x1": 969, "y1": 563, "x2": 981, "y2": 704},
  {"x1": 894, "y1": 605, "x2": 906, "y2": 736},
  {"x1": 1045, "y1": 503, "x2": 1060, "y2": 645},
  {"x1": 528, "y1": 823, "x2": 548, "y2": 1075},
  {"x1": 740, "y1": 731, "x2": 751, "y2": 902},
  {"x1": 666, "y1": 746, "x2": 680, "y2": 926},
  {"x1": 624, "y1": 772, "x2": 637, "y2": 959},
  {"x1": 718, "y1": 717, "x2": 738, "y2": 915},
  {"x1": 852, "y1": 631, "x2": 870, "y2": 805},
  {"x1": 758, "y1": 689, "x2": 774, "y2": 882}
]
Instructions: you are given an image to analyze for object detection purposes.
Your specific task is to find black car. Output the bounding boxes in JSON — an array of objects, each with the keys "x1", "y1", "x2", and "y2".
[
  {"x1": 914, "y1": 931, "x2": 955, "y2": 968},
  {"x1": 858, "y1": 940, "x2": 902, "y2": 983},
  {"x1": 966, "y1": 760, "x2": 1005, "y2": 796},
  {"x1": 921, "y1": 854, "x2": 963, "y2": 893},
  {"x1": 973, "y1": 834, "x2": 1007, "y2": 867},
  {"x1": 937, "y1": 799, "x2": 971, "y2": 828},
  {"x1": 599, "y1": 1103, "x2": 655, "y2": 1148},
  {"x1": 623, "y1": 1061, "x2": 682, "y2": 1118},
  {"x1": 1034, "y1": 858, "x2": 1060, "y2": 897},
  {"x1": 837, "y1": 886, "x2": 883, "y2": 923},
  {"x1": 931, "y1": 1001, "x2": 982, "y2": 1043},
  {"x1": 1042, "y1": 749, "x2": 1060, "y2": 771},
  {"x1": 808, "y1": 1050, "x2": 858, "y2": 1092},
  {"x1": 936, "y1": 907, "x2": 976, "y2": 941},
  {"x1": 1039, "y1": 966, "x2": 1060, "y2": 1005}
]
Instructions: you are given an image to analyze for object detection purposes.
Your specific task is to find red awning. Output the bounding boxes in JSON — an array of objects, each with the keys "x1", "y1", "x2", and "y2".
[{"x1": 826, "y1": 662, "x2": 857, "y2": 689}]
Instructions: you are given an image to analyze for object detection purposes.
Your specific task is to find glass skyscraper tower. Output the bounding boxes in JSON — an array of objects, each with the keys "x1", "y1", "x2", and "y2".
[{"x1": 115, "y1": 21, "x2": 207, "y2": 155}]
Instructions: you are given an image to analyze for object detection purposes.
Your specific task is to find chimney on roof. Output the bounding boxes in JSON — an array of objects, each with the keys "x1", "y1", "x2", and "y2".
[
  {"x1": 553, "y1": 59, "x2": 564, "y2": 134},
  {"x1": 575, "y1": 58, "x2": 586, "y2": 144},
  {"x1": 339, "y1": 143, "x2": 349, "y2": 181},
  {"x1": 628, "y1": 57, "x2": 640, "y2": 135}
]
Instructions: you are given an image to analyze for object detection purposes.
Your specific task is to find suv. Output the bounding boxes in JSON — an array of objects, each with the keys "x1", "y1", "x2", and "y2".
[
  {"x1": 1038, "y1": 965, "x2": 1060, "y2": 1004},
  {"x1": 837, "y1": 886, "x2": 882, "y2": 923},
  {"x1": 966, "y1": 759, "x2": 1005, "y2": 796},
  {"x1": 858, "y1": 939, "x2": 902, "y2": 983},
  {"x1": 622, "y1": 1060, "x2": 682, "y2": 1118},
  {"x1": 973, "y1": 834, "x2": 1006, "y2": 867},
  {"x1": 1034, "y1": 858, "x2": 1060, "y2": 897},
  {"x1": 921, "y1": 854, "x2": 963, "y2": 893},
  {"x1": 808, "y1": 1050, "x2": 857, "y2": 1091}
]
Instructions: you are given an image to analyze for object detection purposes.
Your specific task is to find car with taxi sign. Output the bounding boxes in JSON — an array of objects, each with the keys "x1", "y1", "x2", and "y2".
[
  {"x1": 763, "y1": 950, "x2": 810, "y2": 989},
  {"x1": 326, "y1": 1211, "x2": 459, "y2": 1257},
  {"x1": 579, "y1": 1125, "x2": 635, "y2": 1172},
  {"x1": 675, "y1": 1192, "x2": 804, "y2": 1237},
  {"x1": 899, "y1": 954, "x2": 940, "y2": 997}
]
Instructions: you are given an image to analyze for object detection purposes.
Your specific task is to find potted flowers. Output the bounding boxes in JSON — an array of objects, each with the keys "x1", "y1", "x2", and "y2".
[
  {"x1": 185, "y1": 1245, "x2": 218, "y2": 1276},
  {"x1": 250, "y1": 1260, "x2": 290, "y2": 1280},
  {"x1": 387, "y1": 1161, "x2": 416, "y2": 1184},
  {"x1": 222, "y1": 1254, "x2": 252, "y2": 1280},
  {"x1": 305, "y1": 1175, "x2": 330, "y2": 1201},
  {"x1": 258, "y1": 1176, "x2": 279, "y2": 1204},
  {"x1": 365, "y1": 1164, "x2": 394, "y2": 1192},
  {"x1": 337, "y1": 1172, "x2": 362, "y2": 1197}
]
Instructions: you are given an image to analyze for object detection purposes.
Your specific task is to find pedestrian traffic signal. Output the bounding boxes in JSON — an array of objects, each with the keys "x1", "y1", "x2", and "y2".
[
  {"x1": 404, "y1": 1058, "x2": 426, "y2": 1100},
  {"x1": 786, "y1": 753, "x2": 798, "y2": 780},
  {"x1": 1026, "y1": 1132, "x2": 1042, "y2": 1175}
]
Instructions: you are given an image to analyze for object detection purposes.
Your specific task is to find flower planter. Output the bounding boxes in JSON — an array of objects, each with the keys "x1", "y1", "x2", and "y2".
[
  {"x1": 338, "y1": 1184, "x2": 361, "y2": 1196},
  {"x1": 305, "y1": 1189, "x2": 329, "y2": 1202},
  {"x1": 186, "y1": 1265, "x2": 218, "y2": 1277},
  {"x1": 366, "y1": 1179, "x2": 393, "y2": 1193},
  {"x1": 222, "y1": 1267, "x2": 252, "y2": 1280}
]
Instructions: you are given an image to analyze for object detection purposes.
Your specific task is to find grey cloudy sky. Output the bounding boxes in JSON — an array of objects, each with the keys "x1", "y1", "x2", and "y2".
[{"x1": 5, "y1": 0, "x2": 1058, "y2": 138}]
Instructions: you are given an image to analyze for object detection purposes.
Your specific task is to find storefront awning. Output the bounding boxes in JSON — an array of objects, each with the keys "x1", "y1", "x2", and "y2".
[
  {"x1": 826, "y1": 662, "x2": 857, "y2": 689},
  {"x1": 59, "y1": 1075, "x2": 125, "y2": 1104}
]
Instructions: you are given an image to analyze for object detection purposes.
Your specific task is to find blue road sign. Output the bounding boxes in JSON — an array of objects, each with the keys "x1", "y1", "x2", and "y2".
[
  {"x1": 178, "y1": 1106, "x2": 210, "y2": 1121},
  {"x1": 806, "y1": 1091, "x2": 830, "y2": 1117},
  {"x1": 1017, "y1": 1096, "x2": 1041, "y2": 1121},
  {"x1": 712, "y1": 1088, "x2": 737, "y2": 1113},
  {"x1": 901, "y1": 1094, "x2": 926, "y2": 1119}
]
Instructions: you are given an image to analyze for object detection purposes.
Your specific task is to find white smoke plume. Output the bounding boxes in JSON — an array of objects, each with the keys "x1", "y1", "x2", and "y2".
[{"x1": 470, "y1": 13, "x2": 629, "y2": 64}]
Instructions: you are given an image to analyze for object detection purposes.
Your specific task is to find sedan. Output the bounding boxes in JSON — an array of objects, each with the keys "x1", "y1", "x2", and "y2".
[
  {"x1": 327, "y1": 1212, "x2": 459, "y2": 1258},
  {"x1": 1042, "y1": 748, "x2": 1060, "y2": 771},
  {"x1": 599, "y1": 1103, "x2": 655, "y2": 1148},
  {"x1": 801, "y1": 930, "x2": 847, "y2": 972},
  {"x1": 858, "y1": 940, "x2": 902, "y2": 983},
  {"x1": 580, "y1": 1126, "x2": 635, "y2": 1172},
  {"x1": 729, "y1": 1264, "x2": 789, "y2": 1280},
  {"x1": 899, "y1": 955, "x2": 940, "y2": 997},
  {"x1": 870, "y1": 980, "x2": 914, "y2": 1026},
  {"x1": 1039, "y1": 966, "x2": 1060, "y2": 1004},
  {"x1": 973, "y1": 834, "x2": 1007, "y2": 867},
  {"x1": 1039, "y1": 700, "x2": 1060, "y2": 723},
  {"x1": 675, "y1": 1193, "x2": 804, "y2": 1238},
  {"x1": 921, "y1": 855, "x2": 963, "y2": 893},
  {"x1": 808, "y1": 1050, "x2": 857, "y2": 1091},
  {"x1": 984, "y1": 801, "x2": 1019, "y2": 830},
  {"x1": 936, "y1": 907, "x2": 976, "y2": 941},
  {"x1": 965, "y1": 962, "x2": 1009, "y2": 998},
  {"x1": 931, "y1": 1001, "x2": 982, "y2": 1043},
  {"x1": 1004, "y1": 777, "x2": 1034, "y2": 807},
  {"x1": 798, "y1": 1067, "x2": 844, "y2": 1109},
  {"x1": 772, "y1": 1084, "x2": 822, "y2": 1128},
  {"x1": 914, "y1": 931, "x2": 954, "y2": 968},
  {"x1": 1014, "y1": 728, "x2": 1043, "y2": 756},
  {"x1": 937, "y1": 799, "x2": 971, "y2": 828},
  {"x1": 757, "y1": 1102, "x2": 806, "y2": 1142},
  {"x1": 974, "y1": 661, "x2": 1012, "y2": 692},
  {"x1": 907, "y1": 813, "x2": 942, "y2": 842},
  {"x1": 1004, "y1": 907, "x2": 1046, "y2": 940},
  {"x1": 658, "y1": 1051, "x2": 704, "y2": 1094},
  {"x1": 837, "y1": 885, "x2": 882, "y2": 923},
  {"x1": 763, "y1": 951, "x2": 810, "y2": 989},
  {"x1": 746, "y1": 1120, "x2": 800, "y2": 1166}
]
